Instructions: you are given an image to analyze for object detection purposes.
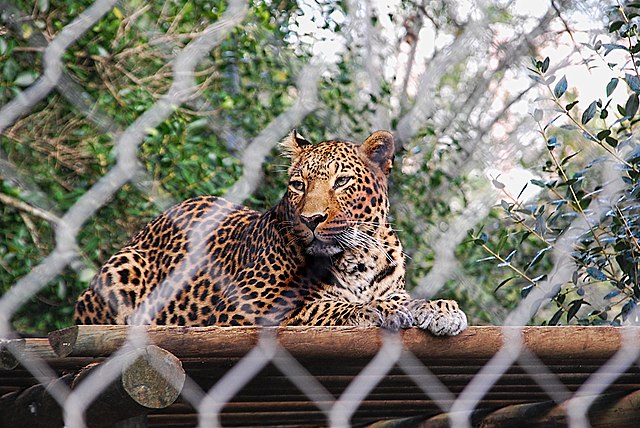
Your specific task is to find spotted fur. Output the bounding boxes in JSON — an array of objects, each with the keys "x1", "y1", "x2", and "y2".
[{"x1": 74, "y1": 130, "x2": 467, "y2": 335}]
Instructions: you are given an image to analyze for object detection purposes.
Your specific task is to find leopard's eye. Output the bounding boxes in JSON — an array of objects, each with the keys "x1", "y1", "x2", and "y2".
[
  {"x1": 334, "y1": 176, "x2": 352, "y2": 189},
  {"x1": 289, "y1": 180, "x2": 305, "y2": 192}
]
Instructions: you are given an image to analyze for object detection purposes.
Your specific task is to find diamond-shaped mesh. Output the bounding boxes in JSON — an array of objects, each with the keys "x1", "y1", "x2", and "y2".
[{"x1": 1, "y1": 1, "x2": 638, "y2": 427}]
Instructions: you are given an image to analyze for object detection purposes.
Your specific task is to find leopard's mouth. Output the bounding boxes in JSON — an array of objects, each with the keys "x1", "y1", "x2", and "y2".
[{"x1": 305, "y1": 238, "x2": 343, "y2": 257}]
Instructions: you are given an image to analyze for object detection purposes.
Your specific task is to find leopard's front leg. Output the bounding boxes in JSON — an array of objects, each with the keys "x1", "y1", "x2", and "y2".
[
  {"x1": 406, "y1": 299, "x2": 467, "y2": 336},
  {"x1": 284, "y1": 299, "x2": 413, "y2": 330}
]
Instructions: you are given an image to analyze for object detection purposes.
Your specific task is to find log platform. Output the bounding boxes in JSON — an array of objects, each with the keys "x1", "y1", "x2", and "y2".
[{"x1": 1, "y1": 326, "x2": 640, "y2": 427}]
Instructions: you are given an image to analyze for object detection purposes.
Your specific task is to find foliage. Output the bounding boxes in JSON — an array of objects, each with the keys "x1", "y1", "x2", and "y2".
[
  {"x1": 467, "y1": 2, "x2": 640, "y2": 325},
  {"x1": 1, "y1": 0, "x2": 304, "y2": 333},
  {"x1": 4, "y1": 0, "x2": 634, "y2": 334}
]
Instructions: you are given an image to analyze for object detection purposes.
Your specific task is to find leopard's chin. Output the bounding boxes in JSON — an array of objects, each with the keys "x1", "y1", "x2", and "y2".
[{"x1": 305, "y1": 239, "x2": 343, "y2": 257}]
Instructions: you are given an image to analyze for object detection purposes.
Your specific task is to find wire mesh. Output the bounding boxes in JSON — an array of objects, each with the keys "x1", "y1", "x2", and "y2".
[{"x1": 1, "y1": 1, "x2": 639, "y2": 427}]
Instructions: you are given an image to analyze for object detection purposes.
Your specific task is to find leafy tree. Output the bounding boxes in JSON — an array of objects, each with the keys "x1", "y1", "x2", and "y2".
[{"x1": 468, "y1": 1, "x2": 640, "y2": 325}]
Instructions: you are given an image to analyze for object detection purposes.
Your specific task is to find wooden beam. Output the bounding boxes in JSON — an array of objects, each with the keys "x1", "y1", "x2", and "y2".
[{"x1": 48, "y1": 326, "x2": 639, "y2": 360}]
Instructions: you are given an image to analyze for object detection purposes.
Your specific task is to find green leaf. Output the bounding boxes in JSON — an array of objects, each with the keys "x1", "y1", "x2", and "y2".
[
  {"x1": 609, "y1": 21, "x2": 624, "y2": 32},
  {"x1": 581, "y1": 101, "x2": 597, "y2": 124},
  {"x1": 549, "y1": 308, "x2": 563, "y2": 326},
  {"x1": 14, "y1": 72, "x2": 37, "y2": 87},
  {"x1": 605, "y1": 136, "x2": 618, "y2": 148},
  {"x1": 541, "y1": 57, "x2": 550, "y2": 73},
  {"x1": 617, "y1": 104, "x2": 627, "y2": 116},
  {"x1": 567, "y1": 299, "x2": 584, "y2": 321},
  {"x1": 554, "y1": 75, "x2": 568, "y2": 98},
  {"x1": 620, "y1": 300, "x2": 637, "y2": 321},
  {"x1": 525, "y1": 246, "x2": 551, "y2": 272},
  {"x1": 606, "y1": 78, "x2": 618, "y2": 97},
  {"x1": 625, "y1": 93, "x2": 639, "y2": 118},
  {"x1": 604, "y1": 290, "x2": 621, "y2": 300},
  {"x1": 533, "y1": 108, "x2": 543, "y2": 122},
  {"x1": 516, "y1": 183, "x2": 529, "y2": 200},
  {"x1": 492, "y1": 178, "x2": 505, "y2": 189},
  {"x1": 586, "y1": 267, "x2": 607, "y2": 281},
  {"x1": 3, "y1": 59, "x2": 18, "y2": 81},
  {"x1": 603, "y1": 43, "x2": 627, "y2": 56},
  {"x1": 625, "y1": 73, "x2": 640, "y2": 92},
  {"x1": 494, "y1": 276, "x2": 517, "y2": 293},
  {"x1": 565, "y1": 101, "x2": 578, "y2": 111},
  {"x1": 560, "y1": 152, "x2": 580, "y2": 166},
  {"x1": 521, "y1": 284, "x2": 534, "y2": 299}
]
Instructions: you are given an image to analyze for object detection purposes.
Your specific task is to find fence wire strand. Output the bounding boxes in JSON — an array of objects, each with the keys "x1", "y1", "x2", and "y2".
[{"x1": 0, "y1": 1, "x2": 638, "y2": 428}]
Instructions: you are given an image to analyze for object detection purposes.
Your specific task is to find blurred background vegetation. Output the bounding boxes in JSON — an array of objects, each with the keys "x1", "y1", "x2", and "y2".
[{"x1": 1, "y1": 0, "x2": 639, "y2": 334}]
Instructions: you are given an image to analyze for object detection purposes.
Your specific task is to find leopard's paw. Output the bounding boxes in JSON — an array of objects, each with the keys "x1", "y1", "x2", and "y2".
[
  {"x1": 408, "y1": 299, "x2": 467, "y2": 336},
  {"x1": 349, "y1": 305, "x2": 384, "y2": 327},
  {"x1": 377, "y1": 302, "x2": 414, "y2": 331}
]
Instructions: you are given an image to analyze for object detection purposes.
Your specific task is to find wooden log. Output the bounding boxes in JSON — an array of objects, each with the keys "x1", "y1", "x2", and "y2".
[
  {"x1": 476, "y1": 401, "x2": 556, "y2": 427},
  {"x1": 72, "y1": 345, "x2": 186, "y2": 427},
  {"x1": 1, "y1": 338, "x2": 59, "y2": 369},
  {"x1": 541, "y1": 390, "x2": 640, "y2": 428},
  {"x1": 590, "y1": 389, "x2": 640, "y2": 428},
  {"x1": 48, "y1": 325, "x2": 640, "y2": 360},
  {"x1": 0, "y1": 374, "x2": 72, "y2": 428},
  {"x1": 0, "y1": 338, "x2": 25, "y2": 370},
  {"x1": 0, "y1": 345, "x2": 184, "y2": 428},
  {"x1": 460, "y1": 390, "x2": 640, "y2": 428}
]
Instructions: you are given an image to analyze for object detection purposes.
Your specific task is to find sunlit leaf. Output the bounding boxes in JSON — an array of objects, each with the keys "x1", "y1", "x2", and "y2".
[
  {"x1": 625, "y1": 73, "x2": 640, "y2": 92},
  {"x1": 603, "y1": 43, "x2": 627, "y2": 55},
  {"x1": 14, "y1": 72, "x2": 38, "y2": 87},
  {"x1": 533, "y1": 108, "x2": 543, "y2": 121},
  {"x1": 581, "y1": 101, "x2": 597, "y2": 124},
  {"x1": 554, "y1": 75, "x2": 568, "y2": 98}
]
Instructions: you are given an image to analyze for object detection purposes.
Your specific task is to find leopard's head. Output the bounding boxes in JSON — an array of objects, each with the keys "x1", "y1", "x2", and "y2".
[{"x1": 281, "y1": 130, "x2": 395, "y2": 257}]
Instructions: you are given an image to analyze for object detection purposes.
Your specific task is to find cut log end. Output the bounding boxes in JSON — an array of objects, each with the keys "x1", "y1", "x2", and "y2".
[
  {"x1": 48, "y1": 325, "x2": 79, "y2": 357},
  {"x1": 0, "y1": 339, "x2": 25, "y2": 370},
  {"x1": 122, "y1": 345, "x2": 185, "y2": 409}
]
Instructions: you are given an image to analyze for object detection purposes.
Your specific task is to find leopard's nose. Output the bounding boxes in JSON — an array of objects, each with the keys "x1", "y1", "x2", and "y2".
[{"x1": 300, "y1": 213, "x2": 327, "y2": 231}]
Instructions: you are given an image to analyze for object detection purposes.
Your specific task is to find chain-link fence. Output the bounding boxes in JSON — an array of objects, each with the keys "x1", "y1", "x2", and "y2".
[{"x1": 2, "y1": 0, "x2": 640, "y2": 427}]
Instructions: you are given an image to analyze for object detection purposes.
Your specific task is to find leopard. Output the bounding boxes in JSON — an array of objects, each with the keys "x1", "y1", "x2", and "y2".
[{"x1": 74, "y1": 130, "x2": 467, "y2": 335}]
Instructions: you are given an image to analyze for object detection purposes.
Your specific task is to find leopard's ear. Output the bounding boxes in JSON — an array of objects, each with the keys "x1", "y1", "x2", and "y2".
[
  {"x1": 360, "y1": 130, "x2": 395, "y2": 175},
  {"x1": 281, "y1": 129, "x2": 312, "y2": 159}
]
